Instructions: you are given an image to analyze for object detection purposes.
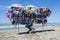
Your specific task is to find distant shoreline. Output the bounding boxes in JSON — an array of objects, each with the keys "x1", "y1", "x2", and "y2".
[{"x1": 0, "y1": 23, "x2": 60, "y2": 32}]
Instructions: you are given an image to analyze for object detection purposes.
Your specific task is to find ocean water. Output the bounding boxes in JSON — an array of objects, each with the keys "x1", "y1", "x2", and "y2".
[{"x1": 0, "y1": 23, "x2": 60, "y2": 32}]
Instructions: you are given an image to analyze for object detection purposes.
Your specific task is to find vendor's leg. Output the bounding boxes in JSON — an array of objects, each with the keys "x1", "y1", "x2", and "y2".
[
  {"x1": 26, "y1": 26, "x2": 32, "y2": 33},
  {"x1": 27, "y1": 26, "x2": 35, "y2": 33}
]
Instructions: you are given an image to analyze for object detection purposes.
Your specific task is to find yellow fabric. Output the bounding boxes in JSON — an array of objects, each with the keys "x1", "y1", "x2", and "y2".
[{"x1": 26, "y1": 8, "x2": 31, "y2": 14}]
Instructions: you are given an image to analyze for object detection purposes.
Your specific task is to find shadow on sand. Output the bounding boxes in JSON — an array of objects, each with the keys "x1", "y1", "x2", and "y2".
[{"x1": 18, "y1": 29, "x2": 55, "y2": 35}]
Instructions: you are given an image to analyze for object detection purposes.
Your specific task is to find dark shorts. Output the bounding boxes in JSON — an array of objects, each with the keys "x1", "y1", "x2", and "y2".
[{"x1": 25, "y1": 20, "x2": 33, "y2": 28}]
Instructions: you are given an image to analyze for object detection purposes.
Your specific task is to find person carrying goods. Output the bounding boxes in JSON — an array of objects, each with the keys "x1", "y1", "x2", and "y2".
[
  {"x1": 24, "y1": 7, "x2": 35, "y2": 33},
  {"x1": 25, "y1": 17, "x2": 35, "y2": 33}
]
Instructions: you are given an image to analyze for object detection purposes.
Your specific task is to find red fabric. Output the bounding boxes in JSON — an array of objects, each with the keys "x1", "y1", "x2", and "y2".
[
  {"x1": 6, "y1": 13, "x2": 12, "y2": 18},
  {"x1": 6, "y1": 13, "x2": 10, "y2": 18},
  {"x1": 14, "y1": 7, "x2": 21, "y2": 11}
]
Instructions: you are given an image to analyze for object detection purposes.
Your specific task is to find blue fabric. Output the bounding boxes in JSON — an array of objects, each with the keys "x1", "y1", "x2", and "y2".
[
  {"x1": 14, "y1": 11, "x2": 19, "y2": 15},
  {"x1": 8, "y1": 8, "x2": 13, "y2": 13},
  {"x1": 22, "y1": 9, "x2": 26, "y2": 13}
]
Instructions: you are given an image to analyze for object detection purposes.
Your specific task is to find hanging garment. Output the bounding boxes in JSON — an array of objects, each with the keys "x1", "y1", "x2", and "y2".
[
  {"x1": 37, "y1": 14, "x2": 47, "y2": 19},
  {"x1": 22, "y1": 9, "x2": 26, "y2": 14},
  {"x1": 13, "y1": 11, "x2": 20, "y2": 18},
  {"x1": 40, "y1": 8, "x2": 45, "y2": 15},
  {"x1": 45, "y1": 8, "x2": 51, "y2": 16},
  {"x1": 37, "y1": 19, "x2": 47, "y2": 23},
  {"x1": 36, "y1": 14, "x2": 47, "y2": 23},
  {"x1": 37, "y1": 20, "x2": 42, "y2": 23},
  {"x1": 26, "y1": 8, "x2": 31, "y2": 14},
  {"x1": 14, "y1": 7, "x2": 21, "y2": 11},
  {"x1": 6, "y1": 13, "x2": 12, "y2": 18},
  {"x1": 44, "y1": 19, "x2": 47, "y2": 23}
]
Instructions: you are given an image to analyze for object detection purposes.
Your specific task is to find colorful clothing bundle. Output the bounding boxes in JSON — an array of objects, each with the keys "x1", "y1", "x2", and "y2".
[{"x1": 6, "y1": 6, "x2": 51, "y2": 25}]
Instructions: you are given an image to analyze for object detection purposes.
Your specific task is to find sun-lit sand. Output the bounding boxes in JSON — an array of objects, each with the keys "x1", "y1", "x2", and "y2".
[{"x1": 0, "y1": 26, "x2": 60, "y2": 40}]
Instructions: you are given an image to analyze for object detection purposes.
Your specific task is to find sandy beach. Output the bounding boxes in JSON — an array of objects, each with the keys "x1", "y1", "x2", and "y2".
[{"x1": 0, "y1": 26, "x2": 60, "y2": 40}]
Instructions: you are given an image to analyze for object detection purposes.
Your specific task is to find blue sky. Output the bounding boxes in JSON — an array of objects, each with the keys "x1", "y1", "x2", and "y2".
[{"x1": 0, "y1": 0, "x2": 60, "y2": 24}]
